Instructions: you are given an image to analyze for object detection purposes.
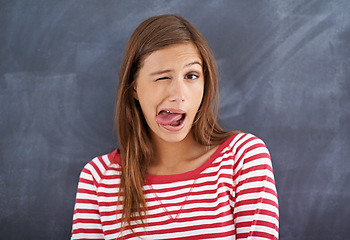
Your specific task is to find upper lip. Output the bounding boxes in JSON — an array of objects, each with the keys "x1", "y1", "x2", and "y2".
[{"x1": 157, "y1": 108, "x2": 186, "y2": 115}]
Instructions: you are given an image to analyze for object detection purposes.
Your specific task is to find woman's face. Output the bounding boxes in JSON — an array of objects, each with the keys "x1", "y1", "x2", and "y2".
[{"x1": 134, "y1": 43, "x2": 204, "y2": 143}]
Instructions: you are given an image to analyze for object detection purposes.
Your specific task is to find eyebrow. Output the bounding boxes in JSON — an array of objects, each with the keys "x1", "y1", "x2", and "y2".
[{"x1": 150, "y1": 61, "x2": 202, "y2": 76}]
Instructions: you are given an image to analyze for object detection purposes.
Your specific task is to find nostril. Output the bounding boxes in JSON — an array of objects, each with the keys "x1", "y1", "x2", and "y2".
[{"x1": 169, "y1": 95, "x2": 185, "y2": 102}]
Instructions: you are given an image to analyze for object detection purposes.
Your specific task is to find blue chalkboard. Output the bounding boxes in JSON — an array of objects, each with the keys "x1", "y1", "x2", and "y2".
[{"x1": 1, "y1": 1, "x2": 349, "y2": 239}]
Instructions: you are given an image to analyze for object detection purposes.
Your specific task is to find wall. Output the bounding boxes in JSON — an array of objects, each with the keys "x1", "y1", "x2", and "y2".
[{"x1": 0, "y1": 0, "x2": 349, "y2": 239}]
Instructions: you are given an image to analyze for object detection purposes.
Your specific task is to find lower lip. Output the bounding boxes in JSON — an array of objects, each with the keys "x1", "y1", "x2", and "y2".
[{"x1": 159, "y1": 116, "x2": 186, "y2": 132}]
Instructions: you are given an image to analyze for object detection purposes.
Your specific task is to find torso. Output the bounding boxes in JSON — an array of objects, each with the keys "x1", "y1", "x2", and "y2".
[{"x1": 71, "y1": 133, "x2": 279, "y2": 240}]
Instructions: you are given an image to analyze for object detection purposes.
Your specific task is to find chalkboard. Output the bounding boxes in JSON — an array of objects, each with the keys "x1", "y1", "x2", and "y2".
[{"x1": 1, "y1": 1, "x2": 349, "y2": 239}]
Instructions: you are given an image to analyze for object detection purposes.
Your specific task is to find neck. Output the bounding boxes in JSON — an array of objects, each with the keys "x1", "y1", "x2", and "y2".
[{"x1": 148, "y1": 131, "x2": 215, "y2": 175}]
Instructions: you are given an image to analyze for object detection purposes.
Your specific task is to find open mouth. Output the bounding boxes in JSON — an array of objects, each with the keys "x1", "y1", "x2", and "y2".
[{"x1": 155, "y1": 110, "x2": 186, "y2": 127}]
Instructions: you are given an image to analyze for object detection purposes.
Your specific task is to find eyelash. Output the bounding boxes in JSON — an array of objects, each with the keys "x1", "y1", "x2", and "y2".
[
  {"x1": 156, "y1": 77, "x2": 170, "y2": 81},
  {"x1": 156, "y1": 73, "x2": 199, "y2": 81},
  {"x1": 185, "y1": 73, "x2": 199, "y2": 80}
]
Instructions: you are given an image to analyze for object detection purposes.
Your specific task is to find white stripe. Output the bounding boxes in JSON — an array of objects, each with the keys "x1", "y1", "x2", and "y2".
[
  {"x1": 79, "y1": 171, "x2": 93, "y2": 181},
  {"x1": 244, "y1": 148, "x2": 270, "y2": 160},
  {"x1": 73, "y1": 213, "x2": 101, "y2": 220},
  {"x1": 76, "y1": 192, "x2": 98, "y2": 200},
  {"x1": 85, "y1": 158, "x2": 102, "y2": 182},
  {"x1": 72, "y1": 222, "x2": 102, "y2": 229},
  {"x1": 72, "y1": 232, "x2": 104, "y2": 239},
  {"x1": 74, "y1": 202, "x2": 99, "y2": 210},
  {"x1": 235, "y1": 203, "x2": 278, "y2": 213},
  {"x1": 94, "y1": 157, "x2": 107, "y2": 178},
  {"x1": 99, "y1": 178, "x2": 121, "y2": 185},
  {"x1": 238, "y1": 225, "x2": 278, "y2": 236},
  {"x1": 198, "y1": 162, "x2": 235, "y2": 177},
  {"x1": 150, "y1": 179, "x2": 195, "y2": 189},
  {"x1": 97, "y1": 186, "x2": 119, "y2": 193},
  {"x1": 236, "y1": 214, "x2": 278, "y2": 225},
  {"x1": 236, "y1": 180, "x2": 276, "y2": 193}
]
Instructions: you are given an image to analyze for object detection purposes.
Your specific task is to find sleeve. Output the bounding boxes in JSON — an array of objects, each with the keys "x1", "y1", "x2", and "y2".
[
  {"x1": 71, "y1": 164, "x2": 104, "y2": 239},
  {"x1": 233, "y1": 135, "x2": 279, "y2": 240}
]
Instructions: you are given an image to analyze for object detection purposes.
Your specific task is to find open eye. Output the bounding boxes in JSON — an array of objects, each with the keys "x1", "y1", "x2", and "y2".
[{"x1": 185, "y1": 73, "x2": 199, "y2": 80}]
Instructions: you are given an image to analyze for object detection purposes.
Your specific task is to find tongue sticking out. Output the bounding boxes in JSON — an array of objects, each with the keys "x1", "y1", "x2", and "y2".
[{"x1": 155, "y1": 111, "x2": 184, "y2": 126}]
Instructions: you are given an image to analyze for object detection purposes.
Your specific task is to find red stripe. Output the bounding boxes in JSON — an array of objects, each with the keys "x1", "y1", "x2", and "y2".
[
  {"x1": 90, "y1": 159, "x2": 103, "y2": 185},
  {"x1": 78, "y1": 177, "x2": 94, "y2": 185},
  {"x1": 145, "y1": 180, "x2": 233, "y2": 200},
  {"x1": 97, "y1": 199, "x2": 231, "y2": 218},
  {"x1": 245, "y1": 152, "x2": 270, "y2": 163},
  {"x1": 72, "y1": 228, "x2": 103, "y2": 234},
  {"x1": 245, "y1": 142, "x2": 267, "y2": 153},
  {"x1": 74, "y1": 208, "x2": 100, "y2": 215},
  {"x1": 120, "y1": 228, "x2": 236, "y2": 239},
  {"x1": 110, "y1": 218, "x2": 236, "y2": 237},
  {"x1": 145, "y1": 191, "x2": 231, "y2": 210},
  {"x1": 75, "y1": 198, "x2": 98, "y2": 205},
  {"x1": 146, "y1": 200, "x2": 232, "y2": 220},
  {"x1": 250, "y1": 231, "x2": 278, "y2": 240},
  {"x1": 237, "y1": 186, "x2": 278, "y2": 197},
  {"x1": 97, "y1": 191, "x2": 118, "y2": 198},
  {"x1": 235, "y1": 197, "x2": 279, "y2": 209},
  {"x1": 235, "y1": 209, "x2": 279, "y2": 220},
  {"x1": 99, "y1": 156, "x2": 109, "y2": 170},
  {"x1": 102, "y1": 174, "x2": 121, "y2": 180},
  {"x1": 77, "y1": 188, "x2": 96, "y2": 195},
  {"x1": 236, "y1": 219, "x2": 277, "y2": 229},
  {"x1": 73, "y1": 218, "x2": 102, "y2": 224},
  {"x1": 100, "y1": 209, "x2": 121, "y2": 217},
  {"x1": 241, "y1": 164, "x2": 273, "y2": 176},
  {"x1": 98, "y1": 182, "x2": 119, "y2": 189},
  {"x1": 145, "y1": 219, "x2": 235, "y2": 235},
  {"x1": 237, "y1": 175, "x2": 275, "y2": 188}
]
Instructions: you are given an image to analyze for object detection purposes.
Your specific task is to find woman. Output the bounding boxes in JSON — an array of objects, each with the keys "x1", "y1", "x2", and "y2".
[{"x1": 71, "y1": 15, "x2": 279, "y2": 239}]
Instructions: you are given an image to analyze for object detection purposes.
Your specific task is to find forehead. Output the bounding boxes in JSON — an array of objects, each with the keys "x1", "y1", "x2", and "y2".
[{"x1": 141, "y1": 43, "x2": 202, "y2": 71}]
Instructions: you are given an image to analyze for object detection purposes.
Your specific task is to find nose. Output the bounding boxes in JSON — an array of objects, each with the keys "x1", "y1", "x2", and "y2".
[{"x1": 168, "y1": 78, "x2": 185, "y2": 102}]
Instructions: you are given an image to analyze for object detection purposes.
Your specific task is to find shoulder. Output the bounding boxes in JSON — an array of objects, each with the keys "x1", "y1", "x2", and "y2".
[
  {"x1": 220, "y1": 132, "x2": 271, "y2": 165},
  {"x1": 221, "y1": 132, "x2": 268, "y2": 152},
  {"x1": 79, "y1": 148, "x2": 121, "y2": 187},
  {"x1": 217, "y1": 133, "x2": 276, "y2": 188}
]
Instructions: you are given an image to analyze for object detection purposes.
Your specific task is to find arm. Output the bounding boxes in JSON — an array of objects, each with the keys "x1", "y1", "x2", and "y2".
[
  {"x1": 71, "y1": 165, "x2": 104, "y2": 239},
  {"x1": 233, "y1": 135, "x2": 279, "y2": 239}
]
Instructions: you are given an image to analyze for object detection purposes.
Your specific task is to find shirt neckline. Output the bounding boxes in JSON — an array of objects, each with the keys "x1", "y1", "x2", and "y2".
[{"x1": 145, "y1": 134, "x2": 236, "y2": 184}]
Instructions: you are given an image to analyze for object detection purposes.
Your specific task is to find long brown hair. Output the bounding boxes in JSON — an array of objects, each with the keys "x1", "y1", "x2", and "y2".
[{"x1": 115, "y1": 14, "x2": 235, "y2": 232}]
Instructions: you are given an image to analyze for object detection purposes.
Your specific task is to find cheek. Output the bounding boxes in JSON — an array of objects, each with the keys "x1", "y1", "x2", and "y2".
[
  {"x1": 138, "y1": 101, "x2": 155, "y2": 130},
  {"x1": 193, "y1": 84, "x2": 204, "y2": 108},
  {"x1": 137, "y1": 89, "x2": 158, "y2": 121}
]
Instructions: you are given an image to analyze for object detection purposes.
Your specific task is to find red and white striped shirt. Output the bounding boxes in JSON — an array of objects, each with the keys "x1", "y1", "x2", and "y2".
[{"x1": 71, "y1": 133, "x2": 279, "y2": 239}]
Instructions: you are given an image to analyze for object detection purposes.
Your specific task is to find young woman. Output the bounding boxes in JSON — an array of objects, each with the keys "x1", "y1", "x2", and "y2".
[{"x1": 71, "y1": 15, "x2": 279, "y2": 239}]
